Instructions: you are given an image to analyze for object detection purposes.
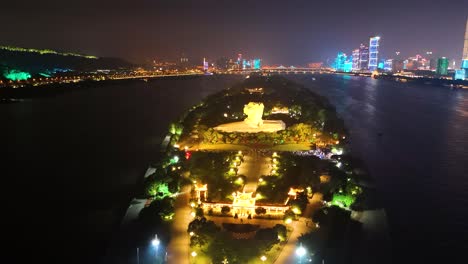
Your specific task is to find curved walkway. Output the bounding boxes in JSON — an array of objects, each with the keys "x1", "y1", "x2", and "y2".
[
  {"x1": 166, "y1": 185, "x2": 192, "y2": 264},
  {"x1": 274, "y1": 193, "x2": 323, "y2": 264}
]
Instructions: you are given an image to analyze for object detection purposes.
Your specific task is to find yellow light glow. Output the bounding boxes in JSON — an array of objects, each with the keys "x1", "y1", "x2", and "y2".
[{"x1": 292, "y1": 207, "x2": 301, "y2": 214}]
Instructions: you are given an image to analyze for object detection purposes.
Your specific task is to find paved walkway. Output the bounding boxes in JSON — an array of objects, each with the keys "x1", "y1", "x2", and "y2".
[
  {"x1": 166, "y1": 185, "x2": 192, "y2": 264},
  {"x1": 237, "y1": 150, "x2": 270, "y2": 193},
  {"x1": 274, "y1": 193, "x2": 323, "y2": 264}
]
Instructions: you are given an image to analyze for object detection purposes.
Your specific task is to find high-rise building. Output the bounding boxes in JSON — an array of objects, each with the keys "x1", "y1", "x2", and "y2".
[
  {"x1": 436, "y1": 57, "x2": 449, "y2": 75},
  {"x1": 203, "y1": 58, "x2": 209, "y2": 71},
  {"x1": 352, "y1": 49, "x2": 360, "y2": 70},
  {"x1": 384, "y1": 59, "x2": 393, "y2": 72},
  {"x1": 344, "y1": 60, "x2": 353, "y2": 72},
  {"x1": 359, "y1": 44, "x2": 369, "y2": 70},
  {"x1": 430, "y1": 58, "x2": 438, "y2": 71},
  {"x1": 454, "y1": 69, "x2": 466, "y2": 80},
  {"x1": 463, "y1": 18, "x2": 468, "y2": 60},
  {"x1": 333, "y1": 52, "x2": 347, "y2": 71},
  {"x1": 253, "y1": 59, "x2": 261, "y2": 70},
  {"x1": 378, "y1": 60, "x2": 385, "y2": 70},
  {"x1": 368, "y1": 36, "x2": 380, "y2": 71},
  {"x1": 462, "y1": 59, "x2": 468, "y2": 69}
]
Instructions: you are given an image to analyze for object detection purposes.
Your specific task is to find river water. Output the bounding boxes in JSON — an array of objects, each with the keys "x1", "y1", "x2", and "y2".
[{"x1": 3, "y1": 74, "x2": 467, "y2": 263}]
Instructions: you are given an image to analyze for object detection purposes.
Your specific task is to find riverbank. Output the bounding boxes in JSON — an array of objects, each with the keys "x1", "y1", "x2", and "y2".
[{"x1": 0, "y1": 74, "x2": 203, "y2": 101}]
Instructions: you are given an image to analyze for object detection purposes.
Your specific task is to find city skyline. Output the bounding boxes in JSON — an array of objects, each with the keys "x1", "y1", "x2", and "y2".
[{"x1": 0, "y1": 0, "x2": 466, "y2": 64}]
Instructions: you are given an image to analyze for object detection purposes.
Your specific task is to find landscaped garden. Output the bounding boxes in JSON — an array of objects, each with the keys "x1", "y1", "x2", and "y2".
[{"x1": 135, "y1": 74, "x2": 379, "y2": 263}]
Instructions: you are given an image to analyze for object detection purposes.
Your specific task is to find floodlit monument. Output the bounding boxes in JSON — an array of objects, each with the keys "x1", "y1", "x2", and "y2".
[
  {"x1": 243, "y1": 102, "x2": 264, "y2": 128},
  {"x1": 214, "y1": 102, "x2": 285, "y2": 133}
]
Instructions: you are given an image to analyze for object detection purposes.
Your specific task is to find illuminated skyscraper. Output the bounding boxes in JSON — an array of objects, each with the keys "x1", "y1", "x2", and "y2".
[
  {"x1": 333, "y1": 52, "x2": 347, "y2": 71},
  {"x1": 436, "y1": 57, "x2": 449, "y2": 75},
  {"x1": 384, "y1": 59, "x2": 393, "y2": 72},
  {"x1": 358, "y1": 44, "x2": 369, "y2": 70},
  {"x1": 253, "y1": 59, "x2": 261, "y2": 70},
  {"x1": 203, "y1": 58, "x2": 208, "y2": 71},
  {"x1": 368, "y1": 36, "x2": 380, "y2": 71},
  {"x1": 454, "y1": 69, "x2": 466, "y2": 80},
  {"x1": 463, "y1": 18, "x2": 468, "y2": 60},
  {"x1": 462, "y1": 18, "x2": 468, "y2": 74},
  {"x1": 237, "y1": 53, "x2": 242, "y2": 69},
  {"x1": 352, "y1": 49, "x2": 360, "y2": 70}
]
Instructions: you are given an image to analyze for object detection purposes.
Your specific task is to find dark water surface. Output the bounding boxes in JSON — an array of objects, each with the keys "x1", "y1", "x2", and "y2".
[
  {"x1": 290, "y1": 74, "x2": 468, "y2": 263},
  {"x1": 3, "y1": 74, "x2": 468, "y2": 263}
]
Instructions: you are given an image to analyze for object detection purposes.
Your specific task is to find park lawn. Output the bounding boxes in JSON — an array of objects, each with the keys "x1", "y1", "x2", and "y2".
[
  {"x1": 194, "y1": 143, "x2": 251, "y2": 151},
  {"x1": 270, "y1": 143, "x2": 311, "y2": 151},
  {"x1": 195, "y1": 143, "x2": 311, "y2": 152}
]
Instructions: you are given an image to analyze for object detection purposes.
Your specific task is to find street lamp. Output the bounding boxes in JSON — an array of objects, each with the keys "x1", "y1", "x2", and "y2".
[
  {"x1": 260, "y1": 255, "x2": 267, "y2": 262},
  {"x1": 191, "y1": 251, "x2": 197, "y2": 257},
  {"x1": 152, "y1": 234, "x2": 161, "y2": 263},
  {"x1": 296, "y1": 243, "x2": 306, "y2": 263},
  {"x1": 152, "y1": 234, "x2": 160, "y2": 248}
]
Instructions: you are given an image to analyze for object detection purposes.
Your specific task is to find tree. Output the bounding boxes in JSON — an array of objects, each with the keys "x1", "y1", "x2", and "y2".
[
  {"x1": 145, "y1": 180, "x2": 172, "y2": 198},
  {"x1": 221, "y1": 206, "x2": 230, "y2": 214},
  {"x1": 255, "y1": 207, "x2": 267, "y2": 215},
  {"x1": 195, "y1": 207, "x2": 204, "y2": 217},
  {"x1": 274, "y1": 224, "x2": 287, "y2": 240},
  {"x1": 169, "y1": 122, "x2": 183, "y2": 135},
  {"x1": 284, "y1": 209, "x2": 295, "y2": 221}
]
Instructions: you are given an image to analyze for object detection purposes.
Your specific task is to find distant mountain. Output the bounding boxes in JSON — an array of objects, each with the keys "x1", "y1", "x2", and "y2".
[{"x1": 0, "y1": 46, "x2": 134, "y2": 79}]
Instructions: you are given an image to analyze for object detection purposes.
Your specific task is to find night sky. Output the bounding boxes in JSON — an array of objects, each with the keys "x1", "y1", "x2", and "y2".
[{"x1": 1, "y1": 0, "x2": 467, "y2": 65}]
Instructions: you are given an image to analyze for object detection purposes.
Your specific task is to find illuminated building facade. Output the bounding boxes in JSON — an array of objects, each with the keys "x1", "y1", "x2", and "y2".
[
  {"x1": 436, "y1": 57, "x2": 449, "y2": 75},
  {"x1": 463, "y1": 18, "x2": 468, "y2": 60},
  {"x1": 378, "y1": 60, "x2": 385, "y2": 70},
  {"x1": 242, "y1": 59, "x2": 249, "y2": 69},
  {"x1": 454, "y1": 69, "x2": 466, "y2": 80},
  {"x1": 384, "y1": 59, "x2": 393, "y2": 72},
  {"x1": 461, "y1": 60, "x2": 468, "y2": 80},
  {"x1": 359, "y1": 44, "x2": 369, "y2": 70},
  {"x1": 333, "y1": 52, "x2": 347, "y2": 71},
  {"x1": 368, "y1": 36, "x2": 380, "y2": 71},
  {"x1": 462, "y1": 59, "x2": 468, "y2": 69},
  {"x1": 352, "y1": 49, "x2": 360, "y2": 70},
  {"x1": 232, "y1": 54, "x2": 261, "y2": 70},
  {"x1": 203, "y1": 58, "x2": 209, "y2": 71},
  {"x1": 343, "y1": 60, "x2": 353, "y2": 72},
  {"x1": 237, "y1": 54, "x2": 242, "y2": 69},
  {"x1": 253, "y1": 59, "x2": 261, "y2": 70}
]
